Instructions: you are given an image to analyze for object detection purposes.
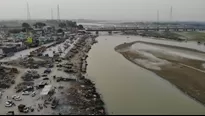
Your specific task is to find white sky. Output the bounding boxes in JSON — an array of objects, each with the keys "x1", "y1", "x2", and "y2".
[{"x1": 0, "y1": 0, "x2": 205, "y2": 21}]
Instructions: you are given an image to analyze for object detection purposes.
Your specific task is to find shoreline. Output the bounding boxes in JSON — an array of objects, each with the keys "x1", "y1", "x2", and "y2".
[{"x1": 115, "y1": 41, "x2": 205, "y2": 106}]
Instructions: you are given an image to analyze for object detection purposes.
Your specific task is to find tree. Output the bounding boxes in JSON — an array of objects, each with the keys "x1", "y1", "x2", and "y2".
[
  {"x1": 9, "y1": 29, "x2": 22, "y2": 33},
  {"x1": 57, "y1": 29, "x2": 64, "y2": 33},
  {"x1": 65, "y1": 20, "x2": 77, "y2": 28},
  {"x1": 33, "y1": 22, "x2": 46, "y2": 28},
  {"x1": 22, "y1": 27, "x2": 33, "y2": 32},
  {"x1": 22, "y1": 23, "x2": 30, "y2": 29},
  {"x1": 59, "y1": 23, "x2": 67, "y2": 28},
  {"x1": 77, "y1": 24, "x2": 84, "y2": 30}
]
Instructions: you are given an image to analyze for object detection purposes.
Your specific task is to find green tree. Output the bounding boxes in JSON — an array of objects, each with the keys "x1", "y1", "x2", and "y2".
[
  {"x1": 77, "y1": 24, "x2": 84, "y2": 30},
  {"x1": 22, "y1": 23, "x2": 30, "y2": 29},
  {"x1": 33, "y1": 22, "x2": 46, "y2": 28},
  {"x1": 65, "y1": 20, "x2": 77, "y2": 28},
  {"x1": 59, "y1": 23, "x2": 67, "y2": 28}
]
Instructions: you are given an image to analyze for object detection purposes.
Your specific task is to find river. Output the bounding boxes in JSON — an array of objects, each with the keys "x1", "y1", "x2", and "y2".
[{"x1": 87, "y1": 34, "x2": 205, "y2": 115}]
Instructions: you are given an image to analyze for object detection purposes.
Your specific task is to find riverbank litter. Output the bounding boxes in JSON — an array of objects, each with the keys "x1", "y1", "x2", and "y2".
[{"x1": 0, "y1": 31, "x2": 105, "y2": 115}]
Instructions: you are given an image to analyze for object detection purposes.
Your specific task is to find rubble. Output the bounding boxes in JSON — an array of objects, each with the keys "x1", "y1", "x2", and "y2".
[
  {"x1": 31, "y1": 91, "x2": 36, "y2": 97},
  {"x1": 15, "y1": 82, "x2": 34, "y2": 93},
  {"x1": 5, "y1": 100, "x2": 15, "y2": 107},
  {"x1": 0, "y1": 32, "x2": 105, "y2": 115},
  {"x1": 0, "y1": 66, "x2": 18, "y2": 89},
  {"x1": 22, "y1": 91, "x2": 30, "y2": 96},
  {"x1": 21, "y1": 70, "x2": 40, "y2": 81},
  {"x1": 44, "y1": 68, "x2": 52, "y2": 74},
  {"x1": 17, "y1": 57, "x2": 52, "y2": 69},
  {"x1": 64, "y1": 69, "x2": 77, "y2": 73},
  {"x1": 18, "y1": 104, "x2": 26, "y2": 112},
  {"x1": 51, "y1": 97, "x2": 59, "y2": 109},
  {"x1": 56, "y1": 77, "x2": 76, "y2": 82},
  {"x1": 6, "y1": 111, "x2": 15, "y2": 115},
  {"x1": 36, "y1": 81, "x2": 48, "y2": 89},
  {"x1": 12, "y1": 95, "x2": 22, "y2": 101}
]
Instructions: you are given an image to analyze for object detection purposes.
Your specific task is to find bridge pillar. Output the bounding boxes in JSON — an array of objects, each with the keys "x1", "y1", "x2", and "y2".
[
  {"x1": 157, "y1": 28, "x2": 159, "y2": 31},
  {"x1": 165, "y1": 29, "x2": 169, "y2": 32},
  {"x1": 108, "y1": 31, "x2": 112, "y2": 34},
  {"x1": 96, "y1": 31, "x2": 99, "y2": 35}
]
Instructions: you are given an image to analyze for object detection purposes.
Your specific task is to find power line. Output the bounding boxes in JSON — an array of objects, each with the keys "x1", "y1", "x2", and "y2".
[
  {"x1": 157, "y1": 10, "x2": 159, "y2": 23},
  {"x1": 27, "y1": 1, "x2": 31, "y2": 20},
  {"x1": 57, "y1": 4, "x2": 60, "y2": 20},
  {"x1": 170, "y1": 6, "x2": 173, "y2": 22},
  {"x1": 51, "y1": 8, "x2": 53, "y2": 20}
]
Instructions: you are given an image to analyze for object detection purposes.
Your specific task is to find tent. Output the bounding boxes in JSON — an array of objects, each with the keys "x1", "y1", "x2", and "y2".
[{"x1": 40, "y1": 85, "x2": 52, "y2": 96}]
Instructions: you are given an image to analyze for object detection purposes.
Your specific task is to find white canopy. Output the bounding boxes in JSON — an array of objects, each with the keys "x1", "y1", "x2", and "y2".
[{"x1": 40, "y1": 85, "x2": 52, "y2": 96}]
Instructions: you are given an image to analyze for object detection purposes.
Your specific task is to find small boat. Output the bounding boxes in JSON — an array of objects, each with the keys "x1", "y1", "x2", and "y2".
[
  {"x1": 22, "y1": 91, "x2": 30, "y2": 95},
  {"x1": 31, "y1": 92, "x2": 36, "y2": 97},
  {"x1": 12, "y1": 95, "x2": 22, "y2": 101},
  {"x1": 5, "y1": 100, "x2": 14, "y2": 107}
]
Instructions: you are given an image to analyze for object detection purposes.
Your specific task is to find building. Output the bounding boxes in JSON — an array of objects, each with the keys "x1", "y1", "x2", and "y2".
[
  {"x1": 0, "y1": 46, "x2": 17, "y2": 56},
  {"x1": 0, "y1": 49, "x2": 4, "y2": 58},
  {"x1": 0, "y1": 42, "x2": 25, "y2": 56}
]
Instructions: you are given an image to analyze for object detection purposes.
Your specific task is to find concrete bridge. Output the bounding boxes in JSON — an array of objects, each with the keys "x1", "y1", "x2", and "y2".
[{"x1": 86, "y1": 27, "x2": 205, "y2": 34}]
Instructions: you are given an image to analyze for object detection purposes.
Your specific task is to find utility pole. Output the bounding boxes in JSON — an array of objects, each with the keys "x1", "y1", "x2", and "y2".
[
  {"x1": 156, "y1": 10, "x2": 160, "y2": 34},
  {"x1": 27, "y1": 1, "x2": 31, "y2": 20},
  {"x1": 51, "y1": 8, "x2": 53, "y2": 20},
  {"x1": 57, "y1": 4, "x2": 60, "y2": 21},
  {"x1": 157, "y1": 10, "x2": 159, "y2": 26},
  {"x1": 170, "y1": 6, "x2": 173, "y2": 22}
]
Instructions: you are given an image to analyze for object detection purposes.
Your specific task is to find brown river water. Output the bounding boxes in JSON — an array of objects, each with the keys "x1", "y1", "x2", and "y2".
[{"x1": 87, "y1": 34, "x2": 205, "y2": 115}]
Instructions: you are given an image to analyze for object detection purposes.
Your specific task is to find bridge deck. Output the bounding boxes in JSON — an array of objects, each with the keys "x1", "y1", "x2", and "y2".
[{"x1": 86, "y1": 27, "x2": 205, "y2": 31}]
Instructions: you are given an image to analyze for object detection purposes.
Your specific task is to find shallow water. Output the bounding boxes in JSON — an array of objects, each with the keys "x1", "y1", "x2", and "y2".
[{"x1": 87, "y1": 34, "x2": 205, "y2": 115}]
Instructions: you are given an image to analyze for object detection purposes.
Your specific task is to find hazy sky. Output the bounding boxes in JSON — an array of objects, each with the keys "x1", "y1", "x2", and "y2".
[{"x1": 0, "y1": 0, "x2": 205, "y2": 21}]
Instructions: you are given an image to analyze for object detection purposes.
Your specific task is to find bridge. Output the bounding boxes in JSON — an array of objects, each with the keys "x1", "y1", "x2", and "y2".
[{"x1": 86, "y1": 27, "x2": 205, "y2": 34}]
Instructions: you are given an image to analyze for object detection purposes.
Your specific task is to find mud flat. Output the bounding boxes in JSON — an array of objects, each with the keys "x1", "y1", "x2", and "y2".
[{"x1": 115, "y1": 41, "x2": 205, "y2": 106}]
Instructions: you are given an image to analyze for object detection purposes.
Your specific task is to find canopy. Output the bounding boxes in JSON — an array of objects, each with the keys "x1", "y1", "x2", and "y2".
[
  {"x1": 26, "y1": 37, "x2": 33, "y2": 44},
  {"x1": 40, "y1": 85, "x2": 52, "y2": 96}
]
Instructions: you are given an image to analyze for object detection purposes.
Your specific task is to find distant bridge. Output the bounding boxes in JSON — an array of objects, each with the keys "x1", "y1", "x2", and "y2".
[{"x1": 86, "y1": 27, "x2": 205, "y2": 34}]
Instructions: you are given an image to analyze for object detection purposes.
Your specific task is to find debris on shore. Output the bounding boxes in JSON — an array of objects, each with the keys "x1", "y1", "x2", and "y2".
[
  {"x1": 0, "y1": 26, "x2": 105, "y2": 115},
  {"x1": 0, "y1": 66, "x2": 18, "y2": 89}
]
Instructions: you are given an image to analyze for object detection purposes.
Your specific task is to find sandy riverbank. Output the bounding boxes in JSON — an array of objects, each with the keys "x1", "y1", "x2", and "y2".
[{"x1": 115, "y1": 41, "x2": 205, "y2": 106}]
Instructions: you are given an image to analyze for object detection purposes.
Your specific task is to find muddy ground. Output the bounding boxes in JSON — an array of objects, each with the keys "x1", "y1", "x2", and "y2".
[
  {"x1": 115, "y1": 41, "x2": 205, "y2": 106},
  {"x1": 0, "y1": 34, "x2": 105, "y2": 115}
]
